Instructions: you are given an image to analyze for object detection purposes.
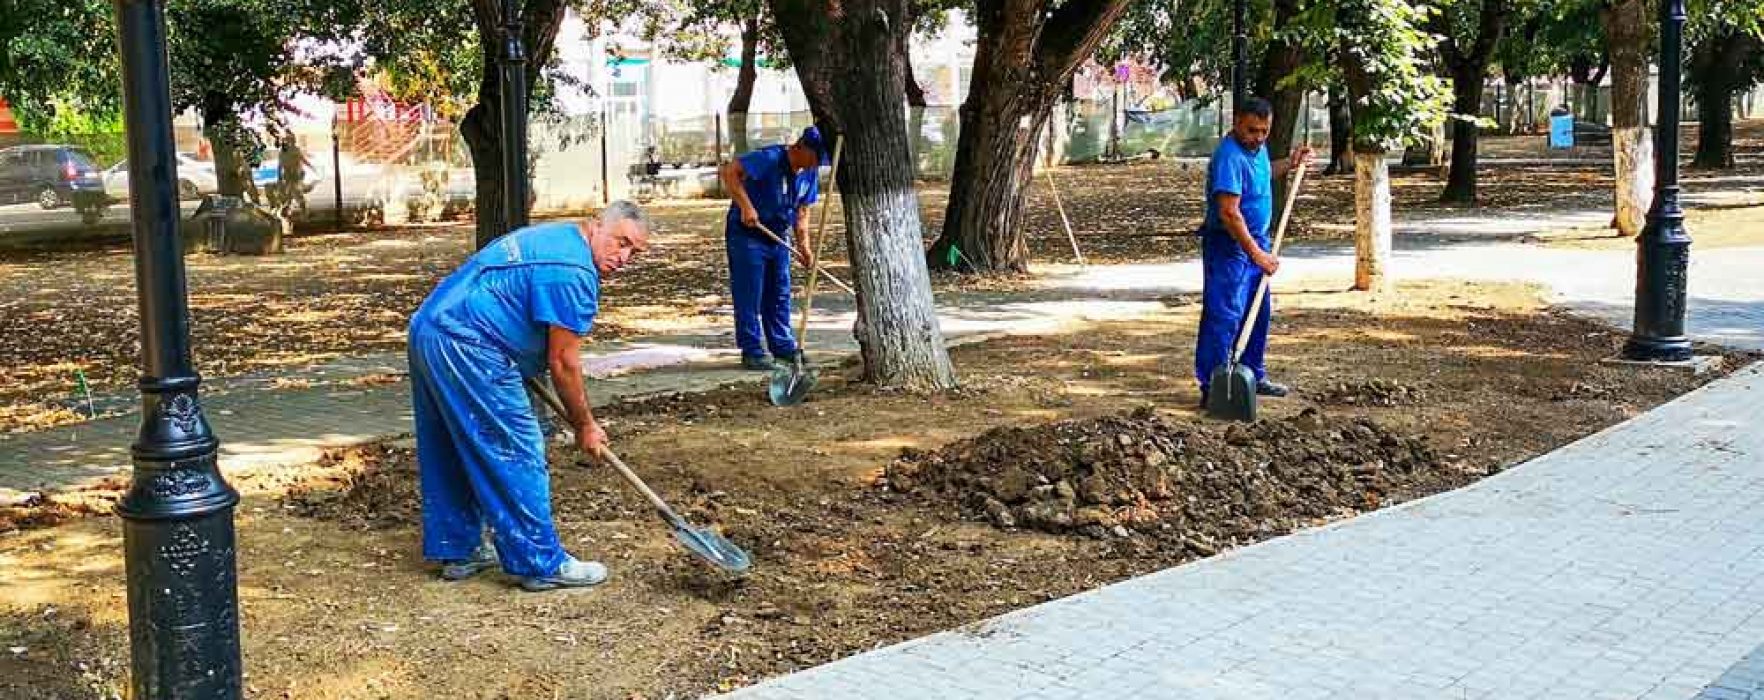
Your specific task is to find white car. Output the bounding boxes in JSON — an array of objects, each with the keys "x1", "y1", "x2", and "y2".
[{"x1": 104, "y1": 152, "x2": 219, "y2": 201}]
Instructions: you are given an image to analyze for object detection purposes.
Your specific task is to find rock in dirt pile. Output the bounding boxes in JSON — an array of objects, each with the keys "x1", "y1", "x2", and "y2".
[{"x1": 886, "y1": 407, "x2": 1481, "y2": 550}]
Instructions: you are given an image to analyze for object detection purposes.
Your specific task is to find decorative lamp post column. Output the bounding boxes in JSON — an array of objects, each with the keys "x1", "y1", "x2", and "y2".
[
  {"x1": 500, "y1": 0, "x2": 530, "y2": 232},
  {"x1": 1233, "y1": 0, "x2": 1249, "y2": 109},
  {"x1": 112, "y1": 0, "x2": 242, "y2": 696},
  {"x1": 1622, "y1": 0, "x2": 1693, "y2": 362}
]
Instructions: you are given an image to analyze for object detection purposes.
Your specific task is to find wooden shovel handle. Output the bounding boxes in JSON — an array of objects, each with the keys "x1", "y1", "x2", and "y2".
[{"x1": 1229, "y1": 163, "x2": 1308, "y2": 362}]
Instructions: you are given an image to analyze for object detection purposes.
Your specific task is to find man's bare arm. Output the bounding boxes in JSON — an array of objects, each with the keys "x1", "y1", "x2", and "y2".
[
  {"x1": 719, "y1": 160, "x2": 759, "y2": 227},
  {"x1": 1216, "y1": 193, "x2": 1279, "y2": 276},
  {"x1": 546, "y1": 326, "x2": 599, "y2": 447}
]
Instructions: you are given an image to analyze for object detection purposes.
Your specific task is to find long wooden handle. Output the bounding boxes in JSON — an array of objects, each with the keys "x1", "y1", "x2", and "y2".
[
  {"x1": 1229, "y1": 164, "x2": 1307, "y2": 362},
  {"x1": 796, "y1": 136, "x2": 845, "y2": 345},
  {"x1": 751, "y1": 221, "x2": 857, "y2": 296},
  {"x1": 525, "y1": 376, "x2": 689, "y2": 526},
  {"x1": 1045, "y1": 170, "x2": 1086, "y2": 267}
]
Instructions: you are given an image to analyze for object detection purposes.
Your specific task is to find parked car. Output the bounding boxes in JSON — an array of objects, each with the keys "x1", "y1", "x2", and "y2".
[
  {"x1": 252, "y1": 149, "x2": 325, "y2": 193},
  {"x1": 0, "y1": 145, "x2": 108, "y2": 221},
  {"x1": 103, "y1": 152, "x2": 219, "y2": 201}
]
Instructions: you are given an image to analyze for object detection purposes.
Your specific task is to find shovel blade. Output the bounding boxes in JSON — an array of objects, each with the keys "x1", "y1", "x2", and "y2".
[
  {"x1": 1205, "y1": 362, "x2": 1257, "y2": 422},
  {"x1": 767, "y1": 364, "x2": 816, "y2": 407},
  {"x1": 670, "y1": 520, "x2": 752, "y2": 573}
]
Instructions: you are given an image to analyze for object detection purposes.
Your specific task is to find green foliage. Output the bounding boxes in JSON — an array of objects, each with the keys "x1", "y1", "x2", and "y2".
[
  {"x1": 166, "y1": 0, "x2": 364, "y2": 123},
  {"x1": 359, "y1": 0, "x2": 481, "y2": 119},
  {"x1": 0, "y1": 0, "x2": 120, "y2": 133},
  {"x1": 1101, "y1": 0, "x2": 1250, "y2": 91},
  {"x1": 1307, "y1": 0, "x2": 1449, "y2": 151}
]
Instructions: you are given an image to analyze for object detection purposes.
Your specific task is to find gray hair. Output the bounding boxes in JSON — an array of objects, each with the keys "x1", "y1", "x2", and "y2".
[{"x1": 600, "y1": 199, "x2": 651, "y2": 232}]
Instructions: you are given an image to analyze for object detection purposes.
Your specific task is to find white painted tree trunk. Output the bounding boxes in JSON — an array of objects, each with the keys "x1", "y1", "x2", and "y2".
[
  {"x1": 1613, "y1": 127, "x2": 1654, "y2": 237},
  {"x1": 845, "y1": 184, "x2": 958, "y2": 389},
  {"x1": 1353, "y1": 151, "x2": 1393, "y2": 293},
  {"x1": 1606, "y1": 0, "x2": 1652, "y2": 238}
]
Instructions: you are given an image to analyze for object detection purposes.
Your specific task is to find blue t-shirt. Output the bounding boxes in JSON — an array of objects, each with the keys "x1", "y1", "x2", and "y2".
[
  {"x1": 412, "y1": 221, "x2": 600, "y2": 377},
  {"x1": 1202, "y1": 136, "x2": 1274, "y2": 246},
  {"x1": 725, "y1": 144, "x2": 820, "y2": 242}
]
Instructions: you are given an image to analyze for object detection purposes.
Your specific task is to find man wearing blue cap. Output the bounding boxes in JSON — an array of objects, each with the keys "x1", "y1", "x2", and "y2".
[{"x1": 717, "y1": 126, "x2": 829, "y2": 370}]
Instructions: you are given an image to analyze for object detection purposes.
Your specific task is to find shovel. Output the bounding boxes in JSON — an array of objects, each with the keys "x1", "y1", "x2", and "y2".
[
  {"x1": 769, "y1": 135, "x2": 844, "y2": 407},
  {"x1": 1206, "y1": 163, "x2": 1307, "y2": 422},
  {"x1": 526, "y1": 377, "x2": 752, "y2": 574}
]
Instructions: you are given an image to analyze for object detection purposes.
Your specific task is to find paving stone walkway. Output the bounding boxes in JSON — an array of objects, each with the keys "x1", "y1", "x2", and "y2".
[{"x1": 725, "y1": 361, "x2": 1764, "y2": 700}]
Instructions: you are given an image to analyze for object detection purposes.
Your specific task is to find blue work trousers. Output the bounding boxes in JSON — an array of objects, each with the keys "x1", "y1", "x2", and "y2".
[
  {"x1": 725, "y1": 228, "x2": 798, "y2": 359},
  {"x1": 1194, "y1": 233, "x2": 1271, "y2": 389},
  {"x1": 409, "y1": 323, "x2": 567, "y2": 578}
]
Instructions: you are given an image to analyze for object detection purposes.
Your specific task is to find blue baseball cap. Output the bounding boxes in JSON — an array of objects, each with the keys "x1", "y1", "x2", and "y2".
[{"x1": 798, "y1": 126, "x2": 831, "y2": 166}]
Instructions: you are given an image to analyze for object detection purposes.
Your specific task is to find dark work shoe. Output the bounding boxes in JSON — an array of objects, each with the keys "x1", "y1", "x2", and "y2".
[
  {"x1": 520, "y1": 557, "x2": 610, "y2": 592},
  {"x1": 1256, "y1": 380, "x2": 1291, "y2": 398},
  {"x1": 1197, "y1": 387, "x2": 1209, "y2": 408},
  {"x1": 741, "y1": 355, "x2": 775, "y2": 371},
  {"x1": 439, "y1": 542, "x2": 498, "y2": 581}
]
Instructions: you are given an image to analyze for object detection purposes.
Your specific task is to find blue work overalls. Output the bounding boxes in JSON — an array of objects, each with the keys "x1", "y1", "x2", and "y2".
[
  {"x1": 407, "y1": 222, "x2": 600, "y2": 578},
  {"x1": 1195, "y1": 136, "x2": 1275, "y2": 390},
  {"x1": 726, "y1": 145, "x2": 819, "y2": 361}
]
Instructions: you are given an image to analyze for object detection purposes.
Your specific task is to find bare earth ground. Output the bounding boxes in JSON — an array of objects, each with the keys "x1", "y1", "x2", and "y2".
[
  {"x1": 2, "y1": 278, "x2": 1753, "y2": 699},
  {"x1": 5, "y1": 124, "x2": 1760, "y2": 433}
]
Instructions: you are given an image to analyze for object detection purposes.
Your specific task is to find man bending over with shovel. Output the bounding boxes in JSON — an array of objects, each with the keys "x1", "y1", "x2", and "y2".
[
  {"x1": 718, "y1": 126, "x2": 830, "y2": 371},
  {"x1": 1195, "y1": 97, "x2": 1310, "y2": 406},
  {"x1": 407, "y1": 201, "x2": 651, "y2": 591}
]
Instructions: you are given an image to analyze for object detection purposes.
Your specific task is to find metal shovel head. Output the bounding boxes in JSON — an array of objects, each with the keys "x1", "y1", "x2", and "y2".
[
  {"x1": 1205, "y1": 362, "x2": 1258, "y2": 422},
  {"x1": 767, "y1": 362, "x2": 817, "y2": 407},
  {"x1": 666, "y1": 516, "x2": 752, "y2": 573}
]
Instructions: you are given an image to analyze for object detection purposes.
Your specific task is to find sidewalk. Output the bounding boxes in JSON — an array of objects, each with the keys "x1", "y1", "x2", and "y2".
[{"x1": 724, "y1": 361, "x2": 1764, "y2": 700}]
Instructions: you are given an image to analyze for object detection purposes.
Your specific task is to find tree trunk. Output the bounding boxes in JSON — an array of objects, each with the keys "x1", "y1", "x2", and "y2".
[
  {"x1": 769, "y1": 0, "x2": 957, "y2": 391},
  {"x1": 1342, "y1": 45, "x2": 1393, "y2": 292},
  {"x1": 1253, "y1": 0, "x2": 1305, "y2": 160},
  {"x1": 1325, "y1": 88, "x2": 1352, "y2": 175},
  {"x1": 926, "y1": 0, "x2": 1131, "y2": 273},
  {"x1": 1255, "y1": 0, "x2": 1307, "y2": 226},
  {"x1": 728, "y1": 17, "x2": 761, "y2": 156},
  {"x1": 1043, "y1": 100, "x2": 1073, "y2": 169},
  {"x1": 464, "y1": 0, "x2": 568, "y2": 250},
  {"x1": 462, "y1": 93, "x2": 506, "y2": 249},
  {"x1": 1442, "y1": 66, "x2": 1486, "y2": 204},
  {"x1": 201, "y1": 93, "x2": 249, "y2": 200},
  {"x1": 1605, "y1": 0, "x2": 1652, "y2": 237},
  {"x1": 1353, "y1": 150, "x2": 1393, "y2": 293},
  {"x1": 1402, "y1": 121, "x2": 1444, "y2": 167},
  {"x1": 1694, "y1": 86, "x2": 1735, "y2": 168},
  {"x1": 932, "y1": 96, "x2": 1052, "y2": 272},
  {"x1": 1499, "y1": 78, "x2": 1521, "y2": 134},
  {"x1": 1688, "y1": 30, "x2": 1756, "y2": 169}
]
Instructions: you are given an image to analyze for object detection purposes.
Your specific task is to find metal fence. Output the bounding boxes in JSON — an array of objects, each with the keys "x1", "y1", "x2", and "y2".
[{"x1": 3, "y1": 79, "x2": 1760, "y2": 241}]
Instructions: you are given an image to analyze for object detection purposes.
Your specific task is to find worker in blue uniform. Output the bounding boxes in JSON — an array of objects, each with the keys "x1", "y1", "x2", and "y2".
[
  {"x1": 1195, "y1": 97, "x2": 1310, "y2": 405},
  {"x1": 718, "y1": 126, "x2": 831, "y2": 370},
  {"x1": 407, "y1": 201, "x2": 651, "y2": 591}
]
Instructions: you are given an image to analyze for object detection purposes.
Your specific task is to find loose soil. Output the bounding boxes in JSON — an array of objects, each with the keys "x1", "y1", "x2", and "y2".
[{"x1": 2, "y1": 279, "x2": 1752, "y2": 699}]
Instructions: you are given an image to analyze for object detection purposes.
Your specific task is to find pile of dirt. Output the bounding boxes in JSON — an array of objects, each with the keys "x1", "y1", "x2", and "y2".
[
  {"x1": 1311, "y1": 380, "x2": 1427, "y2": 407},
  {"x1": 280, "y1": 444, "x2": 419, "y2": 530},
  {"x1": 886, "y1": 407, "x2": 1480, "y2": 552}
]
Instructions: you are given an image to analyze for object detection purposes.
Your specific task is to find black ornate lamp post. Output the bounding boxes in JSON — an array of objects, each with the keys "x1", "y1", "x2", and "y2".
[
  {"x1": 500, "y1": 0, "x2": 530, "y2": 232},
  {"x1": 112, "y1": 0, "x2": 242, "y2": 696},
  {"x1": 1623, "y1": 0, "x2": 1693, "y2": 362},
  {"x1": 1233, "y1": 0, "x2": 1248, "y2": 109}
]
